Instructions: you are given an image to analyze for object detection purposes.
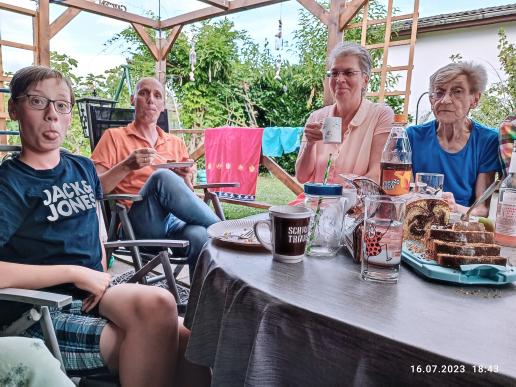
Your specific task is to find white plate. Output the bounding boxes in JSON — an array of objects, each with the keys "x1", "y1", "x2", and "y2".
[
  {"x1": 208, "y1": 219, "x2": 262, "y2": 247},
  {"x1": 151, "y1": 161, "x2": 194, "y2": 169}
]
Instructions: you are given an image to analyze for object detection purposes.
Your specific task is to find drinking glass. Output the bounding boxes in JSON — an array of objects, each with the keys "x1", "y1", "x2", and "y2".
[
  {"x1": 415, "y1": 172, "x2": 444, "y2": 197},
  {"x1": 361, "y1": 195, "x2": 405, "y2": 284}
]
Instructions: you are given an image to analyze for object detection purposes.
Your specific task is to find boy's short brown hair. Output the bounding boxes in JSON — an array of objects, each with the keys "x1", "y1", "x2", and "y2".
[{"x1": 9, "y1": 65, "x2": 75, "y2": 105}]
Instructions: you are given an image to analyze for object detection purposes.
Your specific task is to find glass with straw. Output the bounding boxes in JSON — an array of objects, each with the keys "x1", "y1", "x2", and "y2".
[{"x1": 305, "y1": 155, "x2": 347, "y2": 256}]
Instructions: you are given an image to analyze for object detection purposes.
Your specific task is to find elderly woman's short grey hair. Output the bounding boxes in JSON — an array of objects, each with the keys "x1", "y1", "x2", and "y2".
[
  {"x1": 327, "y1": 42, "x2": 372, "y2": 77},
  {"x1": 429, "y1": 62, "x2": 488, "y2": 94}
]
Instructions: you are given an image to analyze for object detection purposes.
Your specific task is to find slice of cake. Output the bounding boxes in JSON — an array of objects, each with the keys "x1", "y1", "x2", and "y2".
[
  {"x1": 427, "y1": 240, "x2": 501, "y2": 261},
  {"x1": 403, "y1": 198, "x2": 450, "y2": 241},
  {"x1": 436, "y1": 254, "x2": 507, "y2": 269},
  {"x1": 452, "y1": 222, "x2": 486, "y2": 232},
  {"x1": 425, "y1": 226, "x2": 495, "y2": 244}
]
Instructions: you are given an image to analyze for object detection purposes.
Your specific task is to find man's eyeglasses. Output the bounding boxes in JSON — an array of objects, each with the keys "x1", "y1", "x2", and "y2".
[
  {"x1": 326, "y1": 70, "x2": 363, "y2": 80},
  {"x1": 430, "y1": 89, "x2": 466, "y2": 101},
  {"x1": 16, "y1": 94, "x2": 73, "y2": 114}
]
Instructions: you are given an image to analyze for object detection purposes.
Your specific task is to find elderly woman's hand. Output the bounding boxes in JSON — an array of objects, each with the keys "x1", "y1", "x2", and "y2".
[
  {"x1": 304, "y1": 121, "x2": 324, "y2": 143},
  {"x1": 442, "y1": 192, "x2": 460, "y2": 213}
]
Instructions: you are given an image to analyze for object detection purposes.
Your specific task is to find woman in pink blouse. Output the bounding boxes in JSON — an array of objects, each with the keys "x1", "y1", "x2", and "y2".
[{"x1": 295, "y1": 42, "x2": 394, "y2": 184}]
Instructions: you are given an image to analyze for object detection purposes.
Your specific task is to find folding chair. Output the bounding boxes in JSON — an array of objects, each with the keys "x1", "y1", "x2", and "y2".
[
  {"x1": 86, "y1": 105, "x2": 237, "y2": 283},
  {"x1": 0, "y1": 239, "x2": 186, "y2": 387},
  {"x1": 87, "y1": 105, "x2": 235, "y2": 220}
]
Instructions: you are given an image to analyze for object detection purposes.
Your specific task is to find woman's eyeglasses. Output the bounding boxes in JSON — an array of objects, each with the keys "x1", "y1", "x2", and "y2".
[
  {"x1": 326, "y1": 70, "x2": 363, "y2": 80},
  {"x1": 16, "y1": 94, "x2": 73, "y2": 114},
  {"x1": 430, "y1": 89, "x2": 466, "y2": 101}
]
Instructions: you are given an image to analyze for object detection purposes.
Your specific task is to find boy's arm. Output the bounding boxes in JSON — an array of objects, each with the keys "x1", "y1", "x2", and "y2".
[{"x1": 0, "y1": 261, "x2": 110, "y2": 300}]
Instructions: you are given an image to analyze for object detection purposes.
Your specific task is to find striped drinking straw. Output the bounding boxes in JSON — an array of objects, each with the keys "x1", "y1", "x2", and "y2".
[{"x1": 306, "y1": 154, "x2": 333, "y2": 254}]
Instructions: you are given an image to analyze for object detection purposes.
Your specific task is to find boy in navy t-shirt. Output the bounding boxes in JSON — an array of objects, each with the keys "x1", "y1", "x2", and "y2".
[{"x1": 0, "y1": 66, "x2": 209, "y2": 386}]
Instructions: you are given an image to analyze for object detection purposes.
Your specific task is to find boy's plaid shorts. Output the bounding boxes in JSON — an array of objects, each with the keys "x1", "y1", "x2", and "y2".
[{"x1": 23, "y1": 299, "x2": 109, "y2": 376}]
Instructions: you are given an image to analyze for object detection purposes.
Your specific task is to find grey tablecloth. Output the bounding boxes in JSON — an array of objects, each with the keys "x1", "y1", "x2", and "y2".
[{"x1": 184, "y1": 240, "x2": 516, "y2": 387}]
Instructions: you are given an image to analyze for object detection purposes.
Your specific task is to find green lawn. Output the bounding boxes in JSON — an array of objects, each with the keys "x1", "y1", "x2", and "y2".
[{"x1": 219, "y1": 174, "x2": 297, "y2": 220}]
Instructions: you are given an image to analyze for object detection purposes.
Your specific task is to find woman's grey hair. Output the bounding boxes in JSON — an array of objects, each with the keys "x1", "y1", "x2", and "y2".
[
  {"x1": 327, "y1": 42, "x2": 372, "y2": 77},
  {"x1": 429, "y1": 62, "x2": 488, "y2": 94}
]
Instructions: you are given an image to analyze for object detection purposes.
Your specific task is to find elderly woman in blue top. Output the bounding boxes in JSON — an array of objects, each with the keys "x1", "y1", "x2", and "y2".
[{"x1": 407, "y1": 62, "x2": 501, "y2": 217}]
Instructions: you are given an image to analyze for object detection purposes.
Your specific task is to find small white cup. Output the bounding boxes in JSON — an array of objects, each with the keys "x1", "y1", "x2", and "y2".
[{"x1": 322, "y1": 117, "x2": 342, "y2": 144}]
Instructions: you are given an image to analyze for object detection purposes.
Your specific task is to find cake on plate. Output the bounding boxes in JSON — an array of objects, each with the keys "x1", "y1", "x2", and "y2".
[{"x1": 402, "y1": 198, "x2": 450, "y2": 241}]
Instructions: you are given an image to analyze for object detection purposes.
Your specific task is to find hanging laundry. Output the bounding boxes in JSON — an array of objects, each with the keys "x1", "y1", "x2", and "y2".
[
  {"x1": 205, "y1": 127, "x2": 264, "y2": 201},
  {"x1": 262, "y1": 127, "x2": 282, "y2": 157},
  {"x1": 262, "y1": 127, "x2": 303, "y2": 157},
  {"x1": 281, "y1": 127, "x2": 304, "y2": 154}
]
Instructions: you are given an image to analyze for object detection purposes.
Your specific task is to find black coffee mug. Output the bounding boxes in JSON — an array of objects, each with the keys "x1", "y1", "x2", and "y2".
[{"x1": 253, "y1": 205, "x2": 312, "y2": 263}]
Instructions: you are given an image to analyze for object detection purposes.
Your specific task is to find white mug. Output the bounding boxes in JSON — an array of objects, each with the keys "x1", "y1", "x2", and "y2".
[{"x1": 322, "y1": 117, "x2": 342, "y2": 144}]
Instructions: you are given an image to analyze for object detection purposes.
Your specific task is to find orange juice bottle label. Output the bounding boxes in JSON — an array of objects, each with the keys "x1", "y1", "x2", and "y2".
[{"x1": 381, "y1": 169, "x2": 412, "y2": 196}]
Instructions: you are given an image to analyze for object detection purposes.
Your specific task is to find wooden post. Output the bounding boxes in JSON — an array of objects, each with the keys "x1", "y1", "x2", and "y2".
[
  {"x1": 155, "y1": 37, "x2": 167, "y2": 89},
  {"x1": 403, "y1": 0, "x2": 420, "y2": 117},
  {"x1": 377, "y1": 0, "x2": 393, "y2": 102},
  {"x1": 37, "y1": 0, "x2": 50, "y2": 66},
  {"x1": 324, "y1": 0, "x2": 345, "y2": 105}
]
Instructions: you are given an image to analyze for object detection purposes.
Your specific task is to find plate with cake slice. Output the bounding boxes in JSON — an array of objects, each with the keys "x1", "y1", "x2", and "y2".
[
  {"x1": 402, "y1": 239, "x2": 516, "y2": 285},
  {"x1": 401, "y1": 197, "x2": 515, "y2": 285}
]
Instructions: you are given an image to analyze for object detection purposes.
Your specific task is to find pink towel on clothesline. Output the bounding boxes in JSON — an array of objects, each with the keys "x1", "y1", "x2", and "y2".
[{"x1": 204, "y1": 127, "x2": 264, "y2": 200}]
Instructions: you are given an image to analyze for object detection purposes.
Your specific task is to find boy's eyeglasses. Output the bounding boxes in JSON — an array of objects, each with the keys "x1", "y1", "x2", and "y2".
[{"x1": 16, "y1": 94, "x2": 73, "y2": 114}]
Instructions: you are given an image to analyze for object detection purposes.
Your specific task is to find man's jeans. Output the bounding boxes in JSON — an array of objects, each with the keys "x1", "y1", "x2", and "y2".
[{"x1": 128, "y1": 169, "x2": 219, "y2": 279}]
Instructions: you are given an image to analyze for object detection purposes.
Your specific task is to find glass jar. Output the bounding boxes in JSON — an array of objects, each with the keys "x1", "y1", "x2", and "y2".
[{"x1": 304, "y1": 183, "x2": 347, "y2": 257}]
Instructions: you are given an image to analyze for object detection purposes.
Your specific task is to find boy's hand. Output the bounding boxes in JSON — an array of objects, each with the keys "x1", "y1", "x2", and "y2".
[{"x1": 72, "y1": 267, "x2": 111, "y2": 312}]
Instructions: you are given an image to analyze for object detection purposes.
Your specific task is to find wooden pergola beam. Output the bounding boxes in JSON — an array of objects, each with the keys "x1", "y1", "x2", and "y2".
[
  {"x1": 196, "y1": 0, "x2": 230, "y2": 10},
  {"x1": 132, "y1": 23, "x2": 159, "y2": 61},
  {"x1": 37, "y1": 0, "x2": 50, "y2": 67},
  {"x1": 50, "y1": 8, "x2": 82, "y2": 38},
  {"x1": 0, "y1": 40, "x2": 35, "y2": 51},
  {"x1": 161, "y1": 25, "x2": 183, "y2": 58},
  {"x1": 53, "y1": 0, "x2": 159, "y2": 29},
  {"x1": 0, "y1": 2, "x2": 36, "y2": 17},
  {"x1": 296, "y1": 0, "x2": 329, "y2": 25},
  {"x1": 338, "y1": 0, "x2": 367, "y2": 31},
  {"x1": 160, "y1": 0, "x2": 288, "y2": 28}
]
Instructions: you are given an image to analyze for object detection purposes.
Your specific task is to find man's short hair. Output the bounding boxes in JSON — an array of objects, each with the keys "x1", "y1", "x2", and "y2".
[
  {"x1": 134, "y1": 77, "x2": 164, "y2": 96},
  {"x1": 9, "y1": 65, "x2": 75, "y2": 105}
]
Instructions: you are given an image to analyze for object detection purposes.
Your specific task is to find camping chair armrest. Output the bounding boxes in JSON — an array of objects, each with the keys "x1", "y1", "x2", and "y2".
[
  {"x1": 0, "y1": 288, "x2": 72, "y2": 308},
  {"x1": 194, "y1": 182, "x2": 240, "y2": 189},
  {"x1": 0, "y1": 145, "x2": 22, "y2": 152},
  {"x1": 125, "y1": 251, "x2": 175, "y2": 285},
  {"x1": 104, "y1": 239, "x2": 189, "y2": 249},
  {"x1": 102, "y1": 194, "x2": 143, "y2": 202},
  {"x1": 194, "y1": 183, "x2": 240, "y2": 221}
]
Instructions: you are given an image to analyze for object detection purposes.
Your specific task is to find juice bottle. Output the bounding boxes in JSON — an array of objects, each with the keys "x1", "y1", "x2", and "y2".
[
  {"x1": 380, "y1": 116, "x2": 412, "y2": 196},
  {"x1": 495, "y1": 141, "x2": 516, "y2": 247}
]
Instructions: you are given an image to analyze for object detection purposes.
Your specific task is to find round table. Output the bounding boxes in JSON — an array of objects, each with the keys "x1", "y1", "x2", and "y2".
[{"x1": 184, "y1": 238, "x2": 516, "y2": 387}]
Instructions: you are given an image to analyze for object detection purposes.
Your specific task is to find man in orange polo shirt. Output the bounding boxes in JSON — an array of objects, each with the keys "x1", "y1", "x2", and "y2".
[{"x1": 91, "y1": 77, "x2": 219, "y2": 279}]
